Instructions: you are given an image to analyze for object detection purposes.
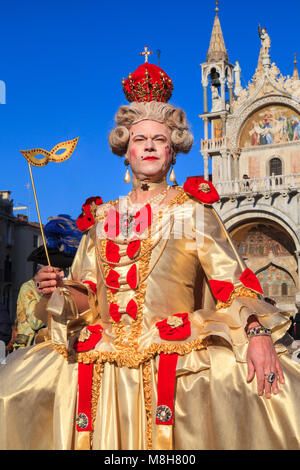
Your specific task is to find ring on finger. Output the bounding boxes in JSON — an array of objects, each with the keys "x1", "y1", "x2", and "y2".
[
  {"x1": 36, "y1": 281, "x2": 41, "y2": 288},
  {"x1": 265, "y1": 372, "x2": 276, "y2": 384}
]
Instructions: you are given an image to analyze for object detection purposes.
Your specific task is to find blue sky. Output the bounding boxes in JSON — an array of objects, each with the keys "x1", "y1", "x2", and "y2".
[{"x1": 1, "y1": 0, "x2": 299, "y2": 223}]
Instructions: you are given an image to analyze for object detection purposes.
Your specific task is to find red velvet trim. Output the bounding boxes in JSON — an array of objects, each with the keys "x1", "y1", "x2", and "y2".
[
  {"x1": 156, "y1": 353, "x2": 178, "y2": 425},
  {"x1": 183, "y1": 177, "x2": 220, "y2": 204},
  {"x1": 209, "y1": 279, "x2": 235, "y2": 303},
  {"x1": 73, "y1": 324, "x2": 103, "y2": 352},
  {"x1": 127, "y1": 239, "x2": 141, "y2": 259},
  {"x1": 240, "y1": 268, "x2": 263, "y2": 294},
  {"x1": 83, "y1": 280, "x2": 97, "y2": 295},
  {"x1": 77, "y1": 362, "x2": 93, "y2": 432},
  {"x1": 127, "y1": 264, "x2": 138, "y2": 289},
  {"x1": 106, "y1": 240, "x2": 120, "y2": 263},
  {"x1": 134, "y1": 204, "x2": 152, "y2": 234},
  {"x1": 156, "y1": 313, "x2": 191, "y2": 341}
]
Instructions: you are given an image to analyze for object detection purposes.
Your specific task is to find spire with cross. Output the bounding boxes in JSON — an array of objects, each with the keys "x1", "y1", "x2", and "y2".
[{"x1": 140, "y1": 45, "x2": 153, "y2": 64}]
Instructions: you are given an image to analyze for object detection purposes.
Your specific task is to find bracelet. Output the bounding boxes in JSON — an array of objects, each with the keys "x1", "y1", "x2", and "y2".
[{"x1": 247, "y1": 325, "x2": 271, "y2": 339}]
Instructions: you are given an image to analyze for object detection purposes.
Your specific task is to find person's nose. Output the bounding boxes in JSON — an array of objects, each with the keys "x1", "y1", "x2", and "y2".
[{"x1": 144, "y1": 138, "x2": 156, "y2": 152}]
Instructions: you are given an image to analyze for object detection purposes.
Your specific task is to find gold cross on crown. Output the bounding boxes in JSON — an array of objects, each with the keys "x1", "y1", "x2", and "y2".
[{"x1": 140, "y1": 45, "x2": 153, "y2": 63}]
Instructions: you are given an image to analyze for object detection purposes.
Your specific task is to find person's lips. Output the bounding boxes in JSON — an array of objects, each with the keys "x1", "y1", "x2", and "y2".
[{"x1": 143, "y1": 156, "x2": 159, "y2": 161}]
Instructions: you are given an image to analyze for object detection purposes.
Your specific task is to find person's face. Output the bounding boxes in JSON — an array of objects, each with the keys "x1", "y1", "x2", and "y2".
[{"x1": 125, "y1": 120, "x2": 174, "y2": 182}]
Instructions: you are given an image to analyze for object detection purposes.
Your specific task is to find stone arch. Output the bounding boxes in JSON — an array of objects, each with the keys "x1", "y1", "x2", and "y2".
[
  {"x1": 255, "y1": 263, "x2": 296, "y2": 301},
  {"x1": 224, "y1": 216, "x2": 298, "y2": 310},
  {"x1": 230, "y1": 95, "x2": 300, "y2": 148},
  {"x1": 225, "y1": 65, "x2": 233, "y2": 86},
  {"x1": 221, "y1": 206, "x2": 300, "y2": 252},
  {"x1": 202, "y1": 64, "x2": 224, "y2": 87}
]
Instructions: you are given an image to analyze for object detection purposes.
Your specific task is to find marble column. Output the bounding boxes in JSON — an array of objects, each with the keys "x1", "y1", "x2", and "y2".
[
  {"x1": 203, "y1": 153, "x2": 209, "y2": 181},
  {"x1": 294, "y1": 250, "x2": 300, "y2": 309},
  {"x1": 203, "y1": 86, "x2": 208, "y2": 114}
]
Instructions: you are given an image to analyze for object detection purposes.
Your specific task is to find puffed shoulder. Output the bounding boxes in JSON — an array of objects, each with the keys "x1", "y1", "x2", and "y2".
[
  {"x1": 183, "y1": 176, "x2": 220, "y2": 204},
  {"x1": 76, "y1": 196, "x2": 103, "y2": 231}
]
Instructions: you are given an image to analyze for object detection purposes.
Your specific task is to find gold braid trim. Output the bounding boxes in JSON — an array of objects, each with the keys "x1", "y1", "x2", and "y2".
[
  {"x1": 142, "y1": 359, "x2": 153, "y2": 451},
  {"x1": 216, "y1": 286, "x2": 259, "y2": 311},
  {"x1": 96, "y1": 226, "x2": 153, "y2": 350},
  {"x1": 51, "y1": 337, "x2": 207, "y2": 368},
  {"x1": 90, "y1": 361, "x2": 105, "y2": 447}
]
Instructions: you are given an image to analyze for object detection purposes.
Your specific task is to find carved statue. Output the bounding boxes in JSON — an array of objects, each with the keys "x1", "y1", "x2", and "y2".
[
  {"x1": 234, "y1": 61, "x2": 242, "y2": 96},
  {"x1": 211, "y1": 85, "x2": 222, "y2": 111},
  {"x1": 258, "y1": 26, "x2": 271, "y2": 56}
]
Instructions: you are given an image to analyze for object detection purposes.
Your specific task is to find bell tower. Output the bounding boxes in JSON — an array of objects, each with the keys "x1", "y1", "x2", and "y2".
[{"x1": 200, "y1": 1, "x2": 234, "y2": 182}]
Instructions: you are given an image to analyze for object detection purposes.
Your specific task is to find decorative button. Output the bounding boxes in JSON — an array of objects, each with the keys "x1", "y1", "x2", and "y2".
[
  {"x1": 156, "y1": 405, "x2": 172, "y2": 423},
  {"x1": 78, "y1": 327, "x2": 92, "y2": 342},
  {"x1": 198, "y1": 182, "x2": 211, "y2": 193},
  {"x1": 167, "y1": 315, "x2": 184, "y2": 328},
  {"x1": 76, "y1": 413, "x2": 89, "y2": 429}
]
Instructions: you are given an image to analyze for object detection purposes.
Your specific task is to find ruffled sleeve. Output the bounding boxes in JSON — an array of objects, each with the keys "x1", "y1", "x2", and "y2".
[
  {"x1": 194, "y1": 204, "x2": 291, "y2": 361},
  {"x1": 69, "y1": 225, "x2": 97, "y2": 288}
]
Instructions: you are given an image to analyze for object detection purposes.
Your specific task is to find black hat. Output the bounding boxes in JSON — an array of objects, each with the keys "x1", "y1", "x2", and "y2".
[{"x1": 27, "y1": 245, "x2": 75, "y2": 269}]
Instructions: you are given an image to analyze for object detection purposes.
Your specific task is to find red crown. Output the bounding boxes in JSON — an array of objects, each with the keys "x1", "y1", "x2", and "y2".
[{"x1": 122, "y1": 62, "x2": 174, "y2": 103}]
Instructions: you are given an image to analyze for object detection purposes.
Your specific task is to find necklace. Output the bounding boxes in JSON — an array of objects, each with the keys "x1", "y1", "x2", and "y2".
[
  {"x1": 127, "y1": 186, "x2": 170, "y2": 209},
  {"x1": 133, "y1": 179, "x2": 167, "y2": 192},
  {"x1": 118, "y1": 186, "x2": 170, "y2": 238}
]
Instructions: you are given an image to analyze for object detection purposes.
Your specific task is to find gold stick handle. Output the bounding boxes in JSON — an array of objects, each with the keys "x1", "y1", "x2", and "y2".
[{"x1": 27, "y1": 162, "x2": 51, "y2": 266}]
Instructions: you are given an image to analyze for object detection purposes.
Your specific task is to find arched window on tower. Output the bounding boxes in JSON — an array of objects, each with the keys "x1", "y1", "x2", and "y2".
[{"x1": 269, "y1": 158, "x2": 283, "y2": 185}]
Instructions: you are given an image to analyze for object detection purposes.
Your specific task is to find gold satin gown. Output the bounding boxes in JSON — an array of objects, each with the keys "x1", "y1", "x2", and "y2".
[{"x1": 1, "y1": 188, "x2": 300, "y2": 450}]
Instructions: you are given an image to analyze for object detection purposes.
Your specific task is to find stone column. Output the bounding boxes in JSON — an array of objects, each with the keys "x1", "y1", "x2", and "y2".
[
  {"x1": 203, "y1": 153, "x2": 209, "y2": 181},
  {"x1": 221, "y1": 116, "x2": 226, "y2": 138},
  {"x1": 220, "y1": 77, "x2": 226, "y2": 110},
  {"x1": 232, "y1": 149, "x2": 241, "y2": 180},
  {"x1": 203, "y1": 86, "x2": 208, "y2": 114},
  {"x1": 203, "y1": 117, "x2": 209, "y2": 141},
  {"x1": 228, "y1": 87, "x2": 234, "y2": 112},
  {"x1": 295, "y1": 250, "x2": 300, "y2": 309},
  {"x1": 227, "y1": 152, "x2": 233, "y2": 181}
]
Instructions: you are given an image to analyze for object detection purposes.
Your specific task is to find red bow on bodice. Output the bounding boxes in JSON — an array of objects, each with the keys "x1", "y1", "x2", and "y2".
[
  {"x1": 109, "y1": 299, "x2": 138, "y2": 322},
  {"x1": 104, "y1": 204, "x2": 152, "y2": 239},
  {"x1": 106, "y1": 239, "x2": 141, "y2": 265}
]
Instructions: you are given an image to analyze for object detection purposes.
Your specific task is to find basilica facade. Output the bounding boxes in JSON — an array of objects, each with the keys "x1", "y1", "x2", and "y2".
[{"x1": 200, "y1": 4, "x2": 300, "y2": 315}]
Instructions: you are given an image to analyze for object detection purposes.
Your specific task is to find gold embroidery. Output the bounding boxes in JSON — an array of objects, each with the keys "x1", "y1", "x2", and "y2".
[
  {"x1": 90, "y1": 361, "x2": 105, "y2": 447},
  {"x1": 94, "y1": 188, "x2": 190, "y2": 350},
  {"x1": 51, "y1": 337, "x2": 207, "y2": 369},
  {"x1": 216, "y1": 286, "x2": 259, "y2": 311},
  {"x1": 198, "y1": 183, "x2": 211, "y2": 193},
  {"x1": 142, "y1": 359, "x2": 153, "y2": 450}
]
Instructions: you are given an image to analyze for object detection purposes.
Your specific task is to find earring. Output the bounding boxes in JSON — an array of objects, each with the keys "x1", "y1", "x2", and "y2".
[
  {"x1": 169, "y1": 167, "x2": 176, "y2": 182},
  {"x1": 169, "y1": 156, "x2": 176, "y2": 183},
  {"x1": 124, "y1": 159, "x2": 131, "y2": 184}
]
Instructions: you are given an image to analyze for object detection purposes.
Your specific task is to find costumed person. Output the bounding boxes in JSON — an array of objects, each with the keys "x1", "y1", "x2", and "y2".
[
  {"x1": 13, "y1": 215, "x2": 83, "y2": 350},
  {"x1": 1, "y1": 54, "x2": 300, "y2": 451}
]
